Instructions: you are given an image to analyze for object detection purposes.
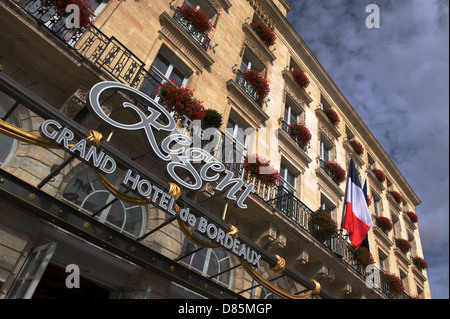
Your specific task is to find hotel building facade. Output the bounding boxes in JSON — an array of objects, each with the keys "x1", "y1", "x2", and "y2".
[{"x1": 0, "y1": 0, "x2": 430, "y2": 299}]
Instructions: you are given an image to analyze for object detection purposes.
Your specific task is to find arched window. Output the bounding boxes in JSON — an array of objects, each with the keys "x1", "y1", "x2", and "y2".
[
  {"x1": 0, "y1": 102, "x2": 18, "y2": 168},
  {"x1": 62, "y1": 170, "x2": 146, "y2": 238},
  {"x1": 179, "y1": 241, "x2": 233, "y2": 288}
]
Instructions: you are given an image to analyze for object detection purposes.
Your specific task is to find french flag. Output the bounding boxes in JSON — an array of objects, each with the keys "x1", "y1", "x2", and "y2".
[{"x1": 341, "y1": 157, "x2": 372, "y2": 248}]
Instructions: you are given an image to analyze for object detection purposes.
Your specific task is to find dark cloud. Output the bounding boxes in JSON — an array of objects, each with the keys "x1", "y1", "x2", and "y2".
[{"x1": 287, "y1": 0, "x2": 449, "y2": 298}]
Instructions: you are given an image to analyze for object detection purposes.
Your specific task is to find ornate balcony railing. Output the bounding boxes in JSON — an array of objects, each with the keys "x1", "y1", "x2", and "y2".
[
  {"x1": 172, "y1": 6, "x2": 211, "y2": 51},
  {"x1": 235, "y1": 70, "x2": 264, "y2": 106}
]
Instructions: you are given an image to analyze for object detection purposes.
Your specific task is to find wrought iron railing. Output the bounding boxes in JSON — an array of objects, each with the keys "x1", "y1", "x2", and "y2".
[
  {"x1": 235, "y1": 70, "x2": 264, "y2": 106},
  {"x1": 173, "y1": 6, "x2": 211, "y2": 51}
]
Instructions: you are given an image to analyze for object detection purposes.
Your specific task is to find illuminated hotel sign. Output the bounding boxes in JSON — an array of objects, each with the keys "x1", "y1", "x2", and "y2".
[{"x1": 39, "y1": 81, "x2": 261, "y2": 267}]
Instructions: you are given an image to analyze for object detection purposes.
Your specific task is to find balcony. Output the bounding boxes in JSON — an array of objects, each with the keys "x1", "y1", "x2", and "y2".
[
  {"x1": 226, "y1": 70, "x2": 270, "y2": 125},
  {"x1": 159, "y1": 8, "x2": 214, "y2": 69}
]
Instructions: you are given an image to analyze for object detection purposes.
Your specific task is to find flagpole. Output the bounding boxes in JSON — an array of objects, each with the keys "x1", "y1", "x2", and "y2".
[{"x1": 336, "y1": 157, "x2": 352, "y2": 257}]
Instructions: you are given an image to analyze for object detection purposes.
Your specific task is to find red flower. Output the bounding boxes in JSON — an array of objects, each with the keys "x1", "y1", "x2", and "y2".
[
  {"x1": 381, "y1": 272, "x2": 405, "y2": 296},
  {"x1": 250, "y1": 21, "x2": 276, "y2": 47},
  {"x1": 349, "y1": 139, "x2": 364, "y2": 155},
  {"x1": 312, "y1": 209, "x2": 338, "y2": 238},
  {"x1": 413, "y1": 256, "x2": 428, "y2": 270},
  {"x1": 372, "y1": 168, "x2": 386, "y2": 183},
  {"x1": 348, "y1": 246, "x2": 375, "y2": 268},
  {"x1": 242, "y1": 69, "x2": 270, "y2": 99},
  {"x1": 290, "y1": 68, "x2": 310, "y2": 88},
  {"x1": 376, "y1": 216, "x2": 393, "y2": 232},
  {"x1": 243, "y1": 154, "x2": 279, "y2": 186},
  {"x1": 321, "y1": 106, "x2": 340, "y2": 126},
  {"x1": 405, "y1": 211, "x2": 418, "y2": 223},
  {"x1": 325, "y1": 161, "x2": 346, "y2": 184},
  {"x1": 288, "y1": 122, "x2": 311, "y2": 147},
  {"x1": 156, "y1": 80, "x2": 206, "y2": 121},
  {"x1": 179, "y1": 5, "x2": 212, "y2": 34},
  {"x1": 396, "y1": 238, "x2": 412, "y2": 253},
  {"x1": 388, "y1": 190, "x2": 403, "y2": 204},
  {"x1": 41, "y1": 0, "x2": 94, "y2": 30}
]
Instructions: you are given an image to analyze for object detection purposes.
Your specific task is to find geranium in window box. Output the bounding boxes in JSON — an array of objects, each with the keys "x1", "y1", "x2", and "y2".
[
  {"x1": 366, "y1": 195, "x2": 372, "y2": 206},
  {"x1": 404, "y1": 211, "x2": 418, "y2": 223},
  {"x1": 376, "y1": 216, "x2": 393, "y2": 232},
  {"x1": 311, "y1": 209, "x2": 338, "y2": 238},
  {"x1": 156, "y1": 80, "x2": 206, "y2": 121},
  {"x1": 348, "y1": 246, "x2": 375, "y2": 268},
  {"x1": 325, "y1": 161, "x2": 346, "y2": 184},
  {"x1": 372, "y1": 168, "x2": 386, "y2": 183},
  {"x1": 381, "y1": 272, "x2": 405, "y2": 296},
  {"x1": 349, "y1": 139, "x2": 364, "y2": 156},
  {"x1": 288, "y1": 122, "x2": 311, "y2": 147},
  {"x1": 413, "y1": 256, "x2": 428, "y2": 270},
  {"x1": 290, "y1": 68, "x2": 310, "y2": 89},
  {"x1": 179, "y1": 5, "x2": 212, "y2": 34},
  {"x1": 243, "y1": 154, "x2": 280, "y2": 186},
  {"x1": 250, "y1": 21, "x2": 276, "y2": 47},
  {"x1": 396, "y1": 238, "x2": 412, "y2": 253},
  {"x1": 322, "y1": 106, "x2": 340, "y2": 126},
  {"x1": 42, "y1": 0, "x2": 95, "y2": 30},
  {"x1": 242, "y1": 69, "x2": 270, "y2": 99},
  {"x1": 388, "y1": 190, "x2": 403, "y2": 204}
]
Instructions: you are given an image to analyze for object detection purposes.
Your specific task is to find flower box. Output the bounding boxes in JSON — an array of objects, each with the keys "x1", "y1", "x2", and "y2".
[
  {"x1": 250, "y1": 21, "x2": 276, "y2": 47},
  {"x1": 243, "y1": 154, "x2": 280, "y2": 186},
  {"x1": 290, "y1": 68, "x2": 310, "y2": 89},
  {"x1": 42, "y1": 0, "x2": 94, "y2": 30},
  {"x1": 372, "y1": 168, "x2": 386, "y2": 183},
  {"x1": 404, "y1": 211, "x2": 418, "y2": 223},
  {"x1": 179, "y1": 5, "x2": 212, "y2": 34},
  {"x1": 242, "y1": 69, "x2": 270, "y2": 99},
  {"x1": 349, "y1": 139, "x2": 364, "y2": 156},
  {"x1": 325, "y1": 161, "x2": 346, "y2": 184},
  {"x1": 376, "y1": 216, "x2": 393, "y2": 232},
  {"x1": 381, "y1": 272, "x2": 405, "y2": 296},
  {"x1": 348, "y1": 246, "x2": 375, "y2": 268},
  {"x1": 396, "y1": 238, "x2": 412, "y2": 253},
  {"x1": 288, "y1": 122, "x2": 311, "y2": 147},
  {"x1": 322, "y1": 106, "x2": 340, "y2": 126},
  {"x1": 413, "y1": 256, "x2": 428, "y2": 270},
  {"x1": 388, "y1": 190, "x2": 403, "y2": 204},
  {"x1": 311, "y1": 209, "x2": 338, "y2": 238},
  {"x1": 156, "y1": 80, "x2": 206, "y2": 121}
]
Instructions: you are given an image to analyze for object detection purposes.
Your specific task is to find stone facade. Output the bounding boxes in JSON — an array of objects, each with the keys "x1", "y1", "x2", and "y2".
[{"x1": 0, "y1": 0, "x2": 430, "y2": 299}]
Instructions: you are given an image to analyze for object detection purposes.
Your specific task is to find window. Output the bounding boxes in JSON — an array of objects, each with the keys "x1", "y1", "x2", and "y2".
[
  {"x1": 284, "y1": 98, "x2": 300, "y2": 126},
  {"x1": 6, "y1": 242, "x2": 57, "y2": 299},
  {"x1": 320, "y1": 195, "x2": 336, "y2": 218},
  {"x1": 319, "y1": 134, "x2": 333, "y2": 163},
  {"x1": 373, "y1": 193, "x2": 382, "y2": 217},
  {"x1": 224, "y1": 117, "x2": 250, "y2": 172},
  {"x1": 0, "y1": 100, "x2": 18, "y2": 168},
  {"x1": 378, "y1": 250, "x2": 388, "y2": 272},
  {"x1": 279, "y1": 163, "x2": 296, "y2": 193},
  {"x1": 236, "y1": 50, "x2": 266, "y2": 104},
  {"x1": 392, "y1": 214, "x2": 400, "y2": 238},
  {"x1": 179, "y1": 241, "x2": 233, "y2": 288},
  {"x1": 140, "y1": 48, "x2": 191, "y2": 99},
  {"x1": 62, "y1": 170, "x2": 146, "y2": 238}
]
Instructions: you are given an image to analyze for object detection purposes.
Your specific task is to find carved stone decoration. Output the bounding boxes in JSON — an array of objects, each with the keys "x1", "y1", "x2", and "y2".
[{"x1": 242, "y1": 23, "x2": 276, "y2": 65}]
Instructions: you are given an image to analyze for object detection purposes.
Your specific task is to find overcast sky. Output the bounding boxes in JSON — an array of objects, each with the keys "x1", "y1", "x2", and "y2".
[{"x1": 286, "y1": 0, "x2": 449, "y2": 298}]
